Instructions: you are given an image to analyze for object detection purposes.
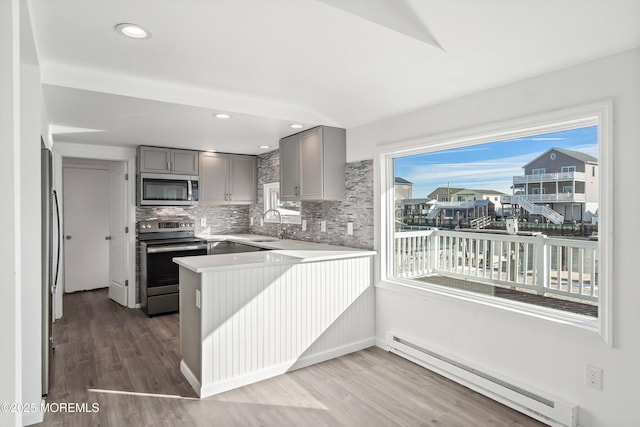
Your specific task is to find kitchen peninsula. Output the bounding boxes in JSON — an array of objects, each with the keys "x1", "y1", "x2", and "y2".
[{"x1": 174, "y1": 235, "x2": 376, "y2": 398}]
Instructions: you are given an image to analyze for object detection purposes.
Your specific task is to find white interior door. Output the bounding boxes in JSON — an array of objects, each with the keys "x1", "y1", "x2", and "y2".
[
  {"x1": 109, "y1": 164, "x2": 127, "y2": 306},
  {"x1": 63, "y1": 167, "x2": 110, "y2": 292}
]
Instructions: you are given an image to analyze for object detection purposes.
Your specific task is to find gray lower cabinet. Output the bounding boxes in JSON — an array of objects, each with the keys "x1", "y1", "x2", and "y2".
[
  {"x1": 138, "y1": 146, "x2": 199, "y2": 175},
  {"x1": 199, "y1": 152, "x2": 256, "y2": 204},
  {"x1": 279, "y1": 126, "x2": 346, "y2": 201}
]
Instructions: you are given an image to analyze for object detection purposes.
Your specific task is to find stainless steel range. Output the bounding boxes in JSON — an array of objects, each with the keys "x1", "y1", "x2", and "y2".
[{"x1": 139, "y1": 218, "x2": 207, "y2": 316}]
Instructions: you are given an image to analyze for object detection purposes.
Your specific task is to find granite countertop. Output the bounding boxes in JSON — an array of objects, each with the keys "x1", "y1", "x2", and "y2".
[{"x1": 173, "y1": 233, "x2": 376, "y2": 273}]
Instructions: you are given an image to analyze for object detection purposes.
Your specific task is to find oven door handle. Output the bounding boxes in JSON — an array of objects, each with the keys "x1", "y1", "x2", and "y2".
[{"x1": 146, "y1": 244, "x2": 208, "y2": 254}]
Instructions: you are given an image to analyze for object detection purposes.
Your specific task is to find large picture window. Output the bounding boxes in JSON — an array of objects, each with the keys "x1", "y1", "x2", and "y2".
[{"x1": 379, "y1": 103, "x2": 612, "y2": 341}]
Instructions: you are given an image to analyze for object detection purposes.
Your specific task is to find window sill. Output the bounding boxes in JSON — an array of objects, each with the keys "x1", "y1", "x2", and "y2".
[
  {"x1": 264, "y1": 217, "x2": 301, "y2": 225},
  {"x1": 376, "y1": 277, "x2": 601, "y2": 335}
]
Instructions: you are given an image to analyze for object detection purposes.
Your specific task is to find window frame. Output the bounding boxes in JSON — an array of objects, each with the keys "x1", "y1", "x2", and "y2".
[
  {"x1": 376, "y1": 101, "x2": 613, "y2": 345},
  {"x1": 263, "y1": 182, "x2": 302, "y2": 225}
]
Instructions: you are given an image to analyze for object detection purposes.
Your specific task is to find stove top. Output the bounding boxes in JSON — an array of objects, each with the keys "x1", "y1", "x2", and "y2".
[{"x1": 141, "y1": 237, "x2": 207, "y2": 246}]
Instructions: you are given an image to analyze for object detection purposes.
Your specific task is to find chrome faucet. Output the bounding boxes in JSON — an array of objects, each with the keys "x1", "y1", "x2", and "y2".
[{"x1": 262, "y1": 209, "x2": 284, "y2": 239}]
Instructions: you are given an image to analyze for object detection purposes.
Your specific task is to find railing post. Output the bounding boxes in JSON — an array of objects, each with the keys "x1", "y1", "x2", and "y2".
[
  {"x1": 430, "y1": 229, "x2": 439, "y2": 273},
  {"x1": 535, "y1": 234, "x2": 548, "y2": 295}
]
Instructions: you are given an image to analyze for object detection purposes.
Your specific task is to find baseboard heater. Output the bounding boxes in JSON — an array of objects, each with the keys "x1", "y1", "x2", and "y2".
[{"x1": 384, "y1": 331, "x2": 577, "y2": 427}]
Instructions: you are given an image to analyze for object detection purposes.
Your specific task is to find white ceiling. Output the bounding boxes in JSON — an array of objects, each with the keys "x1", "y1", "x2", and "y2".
[{"x1": 29, "y1": 0, "x2": 640, "y2": 154}]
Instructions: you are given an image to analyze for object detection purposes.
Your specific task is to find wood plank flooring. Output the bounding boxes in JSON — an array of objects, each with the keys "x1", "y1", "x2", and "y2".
[{"x1": 43, "y1": 288, "x2": 544, "y2": 426}]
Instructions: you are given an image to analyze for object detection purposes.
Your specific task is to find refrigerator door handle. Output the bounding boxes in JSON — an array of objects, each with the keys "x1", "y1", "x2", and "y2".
[{"x1": 52, "y1": 189, "x2": 61, "y2": 295}]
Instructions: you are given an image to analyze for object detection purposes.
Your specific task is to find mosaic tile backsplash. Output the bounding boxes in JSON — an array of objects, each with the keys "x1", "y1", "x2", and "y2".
[
  {"x1": 135, "y1": 153, "x2": 374, "y2": 249},
  {"x1": 248, "y1": 150, "x2": 374, "y2": 250}
]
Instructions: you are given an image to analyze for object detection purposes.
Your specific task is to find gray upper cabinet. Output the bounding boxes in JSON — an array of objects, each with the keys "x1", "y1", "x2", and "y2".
[
  {"x1": 279, "y1": 126, "x2": 346, "y2": 201},
  {"x1": 138, "y1": 146, "x2": 199, "y2": 175},
  {"x1": 199, "y1": 152, "x2": 256, "y2": 205},
  {"x1": 279, "y1": 135, "x2": 299, "y2": 199},
  {"x1": 171, "y1": 149, "x2": 200, "y2": 175}
]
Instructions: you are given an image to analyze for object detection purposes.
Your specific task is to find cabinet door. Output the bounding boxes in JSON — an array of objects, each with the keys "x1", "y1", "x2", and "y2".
[
  {"x1": 229, "y1": 156, "x2": 256, "y2": 204},
  {"x1": 171, "y1": 149, "x2": 199, "y2": 175},
  {"x1": 299, "y1": 127, "x2": 323, "y2": 200},
  {"x1": 199, "y1": 152, "x2": 229, "y2": 204},
  {"x1": 139, "y1": 147, "x2": 171, "y2": 173},
  {"x1": 279, "y1": 135, "x2": 300, "y2": 200}
]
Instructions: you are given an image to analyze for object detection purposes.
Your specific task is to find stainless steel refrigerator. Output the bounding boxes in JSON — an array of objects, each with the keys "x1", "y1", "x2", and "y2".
[{"x1": 41, "y1": 144, "x2": 60, "y2": 396}]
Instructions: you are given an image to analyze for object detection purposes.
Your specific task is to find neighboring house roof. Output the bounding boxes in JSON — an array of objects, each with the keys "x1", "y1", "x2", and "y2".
[
  {"x1": 554, "y1": 147, "x2": 598, "y2": 163},
  {"x1": 427, "y1": 187, "x2": 465, "y2": 198},
  {"x1": 523, "y1": 147, "x2": 598, "y2": 167},
  {"x1": 455, "y1": 189, "x2": 506, "y2": 195},
  {"x1": 395, "y1": 177, "x2": 413, "y2": 184}
]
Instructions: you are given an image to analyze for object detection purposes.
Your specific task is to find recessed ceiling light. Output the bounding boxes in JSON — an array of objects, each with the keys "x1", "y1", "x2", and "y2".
[
  {"x1": 205, "y1": 149, "x2": 217, "y2": 152},
  {"x1": 258, "y1": 145, "x2": 271, "y2": 149},
  {"x1": 114, "y1": 23, "x2": 151, "y2": 39},
  {"x1": 289, "y1": 124, "x2": 303, "y2": 129},
  {"x1": 214, "y1": 113, "x2": 231, "y2": 119}
]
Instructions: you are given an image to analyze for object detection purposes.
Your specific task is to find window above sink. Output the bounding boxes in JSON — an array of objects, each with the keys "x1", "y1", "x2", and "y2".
[{"x1": 263, "y1": 182, "x2": 301, "y2": 225}]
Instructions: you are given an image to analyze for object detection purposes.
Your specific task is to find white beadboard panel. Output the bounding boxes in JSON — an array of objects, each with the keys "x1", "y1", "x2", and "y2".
[{"x1": 197, "y1": 256, "x2": 373, "y2": 396}]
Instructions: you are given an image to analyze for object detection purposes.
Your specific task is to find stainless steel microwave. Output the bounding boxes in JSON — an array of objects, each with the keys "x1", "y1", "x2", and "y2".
[{"x1": 137, "y1": 173, "x2": 199, "y2": 206}]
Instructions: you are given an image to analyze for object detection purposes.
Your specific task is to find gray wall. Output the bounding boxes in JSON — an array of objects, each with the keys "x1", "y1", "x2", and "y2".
[{"x1": 248, "y1": 150, "x2": 374, "y2": 250}]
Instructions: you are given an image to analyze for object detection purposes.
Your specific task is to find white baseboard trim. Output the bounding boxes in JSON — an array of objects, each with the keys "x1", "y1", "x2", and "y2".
[
  {"x1": 200, "y1": 361, "x2": 294, "y2": 398},
  {"x1": 188, "y1": 337, "x2": 377, "y2": 399},
  {"x1": 180, "y1": 360, "x2": 202, "y2": 397},
  {"x1": 290, "y1": 337, "x2": 376, "y2": 371},
  {"x1": 22, "y1": 398, "x2": 45, "y2": 426}
]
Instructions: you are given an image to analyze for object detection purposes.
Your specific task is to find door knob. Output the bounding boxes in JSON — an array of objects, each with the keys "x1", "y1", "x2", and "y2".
[
  {"x1": 105, "y1": 236, "x2": 111, "y2": 240},
  {"x1": 65, "y1": 235, "x2": 72, "y2": 240}
]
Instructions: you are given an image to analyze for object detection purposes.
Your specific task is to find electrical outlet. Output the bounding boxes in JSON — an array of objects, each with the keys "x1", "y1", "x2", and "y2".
[
  {"x1": 347, "y1": 222, "x2": 354, "y2": 235},
  {"x1": 250, "y1": 217, "x2": 254, "y2": 226},
  {"x1": 195, "y1": 289, "x2": 201, "y2": 309},
  {"x1": 585, "y1": 364, "x2": 603, "y2": 391},
  {"x1": 200, "y1": 217, "x2": 206, "y2": 227},
  {"x1": 302, "y1": 219, "x2": 307, "y2": 231},
  {"x1": 320, "y1": 220, "x2": 327, "y2": 232},
  {"x1": 260, "y1": 218, "x2": 264, "y2": 226}
]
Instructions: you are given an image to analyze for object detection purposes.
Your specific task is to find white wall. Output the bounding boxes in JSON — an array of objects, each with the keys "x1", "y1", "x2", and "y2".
[
  {"x1": 349, "y1": 48, "x2": 640, "y2": 426},
  {"x1": 20, "y1": 62, "x2": 43, "y2": 426},
  {"x1": 0, "y1": 0, "x2": 22, "y2": 426}
]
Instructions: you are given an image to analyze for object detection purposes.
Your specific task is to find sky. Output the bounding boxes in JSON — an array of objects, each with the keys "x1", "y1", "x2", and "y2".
[{"x1": 394, "y1": 126, "x2": 598, "y2": 198}]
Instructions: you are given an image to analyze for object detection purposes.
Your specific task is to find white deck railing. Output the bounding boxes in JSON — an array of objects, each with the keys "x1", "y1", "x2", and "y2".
[
  {"x1": 503, "y1": 193, "x2": 586, "y2": 203},
  {"x1": 394, "y1": 229, "x2": 598, "y2": 303},
  {"x1": 513, "y1": 171, "x2": 586, "y2": 183}
]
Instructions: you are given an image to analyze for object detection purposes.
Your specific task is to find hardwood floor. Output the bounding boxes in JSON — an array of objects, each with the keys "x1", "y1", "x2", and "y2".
[{"x1": 43, "y1": 289, "x2": 544, "y2": 426}]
